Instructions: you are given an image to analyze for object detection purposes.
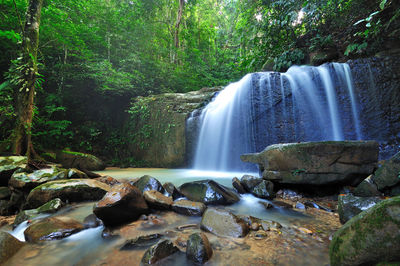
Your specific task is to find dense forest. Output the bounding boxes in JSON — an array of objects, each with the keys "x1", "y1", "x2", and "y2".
[{"x1": 0, "y1": 0, "x2": 399, "y2": 165}]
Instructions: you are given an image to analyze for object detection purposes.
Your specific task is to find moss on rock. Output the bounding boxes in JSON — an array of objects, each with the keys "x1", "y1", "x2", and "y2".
[{"x1": 330, "y1": 196, "x2": 400, "y2": 266}]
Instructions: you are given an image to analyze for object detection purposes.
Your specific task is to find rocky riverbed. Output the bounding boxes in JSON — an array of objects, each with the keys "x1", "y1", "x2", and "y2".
[{"x1": 0, "y1": 140, "x2": 400, "y2": 265}]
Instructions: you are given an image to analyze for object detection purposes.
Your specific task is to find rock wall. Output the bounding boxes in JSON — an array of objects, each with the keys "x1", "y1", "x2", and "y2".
[
  {"x1": 129, "y1": 54, "x2": 400, "y2": 168},
  {"x1": 128, "y1": 88, "x2": 219, "y2": 168}
]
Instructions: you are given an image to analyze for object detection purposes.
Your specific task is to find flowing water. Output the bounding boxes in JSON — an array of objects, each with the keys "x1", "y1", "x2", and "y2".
[
  {"x1": 191, "y1": 63, "x2": 364, "y2": 172},
  {"x1": 2, "y1": 168, "x2": 339, "y2": 266}
]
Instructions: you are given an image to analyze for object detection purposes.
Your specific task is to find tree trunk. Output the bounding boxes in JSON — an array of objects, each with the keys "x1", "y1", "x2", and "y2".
[
  {"x1": 12, "y1": 0, "x2": 44, "y2": 159},
  {"x1": 174, "y1": 0, "x2": 185, "y2": 64}
]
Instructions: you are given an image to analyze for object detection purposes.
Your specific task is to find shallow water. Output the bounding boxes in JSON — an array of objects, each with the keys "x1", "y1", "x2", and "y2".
[
  {"x1": 2, "y1": 168, "x2": 340, "y2": 265},
  {"x1": 95, "y1": 167, "x2": 257, "y2": 187}
]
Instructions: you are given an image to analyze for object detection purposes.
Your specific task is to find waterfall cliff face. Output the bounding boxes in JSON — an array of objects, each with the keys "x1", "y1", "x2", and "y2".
[{"x1": 188, "y1": 56, "x2": 400, "y2": 172}]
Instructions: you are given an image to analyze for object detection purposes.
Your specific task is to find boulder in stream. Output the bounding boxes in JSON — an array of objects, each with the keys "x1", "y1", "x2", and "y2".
[
  {"x1": 25, "y1": 179, "x2": 110, "y2": 209},
  {"x1": 251, "y1": 180, "x2": 275, "y2": 199},
  {"x1": 133, "y1": 175, "x2": 165, "y2": 194},
  {"x1": 353, "y1": 175, "x2": 381, "y2": 197},
  {"x1": 93, "y1": 183, "x2": 149, "y2": 226},
  {"x1": 330, "y1": 196, "x2": 400, "y2": 265},
  {"x1": 14, "y1": 198, "x2": 64, "y2": 227},
  {"x1": 200, "y1": 208, "x2": 249, "y2": 238},
  {"x1": 232, "y1": 177, "x2": 246, "y2": 194},
  {"x1": 143, "y1": 190, "x2": 173, "y2": 210},
  {"x1": 172, "y1": 199, "x2": 206, "y2": 216},
  {"x1": 0, "y1": 231, "x2": 25, "y2": 264},
  {"x1": 141, "y1": 239, "x2": 179, "y2": 265},
  {"x1": 24, "y1": 216, "x2": 84, "y2": 242},
  {"x1": 186, "y1": 232, "x2": 213, "y2": 264},
  {"x1": 241, "y1": 141, "x2": 378, "y2": 186},
  {"x1": 163, "y1": 182, "x2": 184, "y2": 199},
  {"x1": 179, "y1": 179, "x2": 240, "y2": 205}
]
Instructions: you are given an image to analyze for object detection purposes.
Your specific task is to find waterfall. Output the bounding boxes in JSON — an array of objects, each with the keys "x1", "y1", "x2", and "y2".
[{"x1": 191, "y1": 63, "x2": 363, "y2": 172}]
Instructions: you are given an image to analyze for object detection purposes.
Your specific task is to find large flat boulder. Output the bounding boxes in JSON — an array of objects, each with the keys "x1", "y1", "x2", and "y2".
[
  {"x1": 179, "y1": 180, "x2": 240, "y2": 205},
  {"x1": 330, "y1": 196, "x2": 400, "y2": 266},
  {"x1": 93, "y1": 183, "x2": 148, "y2": 226},
  {"x1": 25, "y1": 179, "x2": 110, "y2": 209},
  {"x1": 241, "y1": 141, "x2": 378, "y2": 186}
]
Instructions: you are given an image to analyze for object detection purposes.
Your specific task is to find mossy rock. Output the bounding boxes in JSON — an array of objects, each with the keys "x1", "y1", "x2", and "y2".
[
  {"x1": 25, "y1": 179, "x2": 110, "y2": 209},
  {"x1": 330, "y1": 196, "x2": 400, "y2": 265},
  {"x1": 9, "y1": 166, "x2": 70, "y2": 191},
  {"x1": 0, "y1": 156, "x2": 27, "y2": 186},
  {"x1": 13, "y1": 198, "x2": 64, "y2": 227},
  {"x1": 56, "y1": 150, "x2": 106, "y2": 171}
]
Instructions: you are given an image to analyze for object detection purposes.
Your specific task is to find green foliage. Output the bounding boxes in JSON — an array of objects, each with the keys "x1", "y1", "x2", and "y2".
[
  {"x1": 0, "y1": 81, "x2": 15, "y2": 145},
  {"x1": 274, "y1": 49, "x2": 305, "y2": 72},
  {"x1": 310, "y1": 34, "x2": 333, "y2": 51}
]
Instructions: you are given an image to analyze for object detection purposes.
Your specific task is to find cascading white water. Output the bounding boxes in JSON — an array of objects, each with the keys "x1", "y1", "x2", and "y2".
[
  {"x1": 193, "y1": 74, "x2": 255, "y2": 171},
  {"x1": 192, "y1": 63, "x2": 363, "y2": 172}
]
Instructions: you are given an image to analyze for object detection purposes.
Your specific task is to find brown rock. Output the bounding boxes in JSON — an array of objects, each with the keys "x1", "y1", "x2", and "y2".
[
  {"x1": 0, "y1": 231, "x2": 25, "y2": 264},
  {"x1": 24, "y1": 216, "x2": 84, "y2": 242},
  {"x1": 172, "y1": 199, "x2": 206, "y2": 216},
  {"x1": 93, "y1": 183, "x2": 148, "y2": 226},
  {"x1": 143, "y1": 190, "x2": 173, "y2": 210}
]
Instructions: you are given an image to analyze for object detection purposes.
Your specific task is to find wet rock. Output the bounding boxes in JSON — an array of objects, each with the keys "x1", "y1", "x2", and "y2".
[
  {"x1": 353, "y1": 175, "x2": 381, "y2": 197},
  {"x1": 14, "y1": 198, "x2": 64, "y2": 227},
  {"x1": 6, "y1": 190, "x2": 25, "y2": 214},
  {"x1": 232, "y1": 177, "x2": 246, "y2": 194},
  {"x1": 186, "y1": 232, "x2": 213, "y2": 264},
  {"x1": 200, "y1": 208, "x2": 249, "y2": 238},
  {"x1": 163, "y1": 182, "x2": 183, "y2": 200},
  {"x1": 121, "y1": 233, "x2": 163, "y2": 250},
  {"x1": 0, "y1": 231, "x2": 25, "y2": 264},
  {"x1": 179, "y1": 179, "x2": 240, "y2": 205},
  {"x1": 133, "y1": 175, "x2": 164, "y2": 193},
  {"x1": 93, "y1": 183, "x2": 149, "y2": 226},
  {"x1": 172, "y1": 199, "x2": 206, "y2": 216},
  {"x1": 0, "y1": 156, "x2": 27, "y2": 186},
  {"x1": 240, "y1": 175, "x2": 262, "y2": 192},
  {"x1": 330, "y1": 196, "x2": 400, "y2": 266},
  {"x1": 83, "y1": 214, "x2": 103, "y2": 228},
  {"x1": 24, "y1": 216, "x2": 84, "y2": 242},
  {"x1": 0, "y1": 187, "x2": 11, "y2": 200},
  {"x1": 276, "y1": 189, "x2": 303, "y2": 200},
  {"x1": 94, "y1": 175, "x2": 120, "y2": 186},
  {"x1": 143, "y1": 190, "x2": 173, "y2": 210},
  {"x1": 251, "y1": 180, "x2": 274, "y2": 199},
  {"x1": 141, "y1": 239, "x2": 179, "y2": 265},
  {"x1": 295, "y1": 202, "x2": 306, "y2": 210},
  {"x1": 25, "y1": 179, "x2": 110, "y2": 209},
  {"x1": 241, "y1": 141, "x2": 378, "y2": 186},
  {"x1": 337, "y1": 194, "x2": 382, "y2": 224},
  {"x1": 373, "y1": 151, "x2": 400, "y2": 190},
  {"x1": 260, "y1": 220, "x2": 282, "y2": 231},
  {"x1": 56, "y1": 150, "x2": 106, "y2": 171}
]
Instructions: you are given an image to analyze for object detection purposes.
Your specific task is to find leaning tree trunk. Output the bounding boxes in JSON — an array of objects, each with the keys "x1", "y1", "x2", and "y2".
[{"x1": 12, "y1": 0, "x2": 44, "y2": 159}]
